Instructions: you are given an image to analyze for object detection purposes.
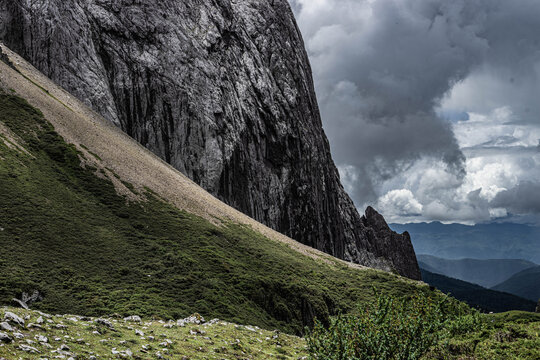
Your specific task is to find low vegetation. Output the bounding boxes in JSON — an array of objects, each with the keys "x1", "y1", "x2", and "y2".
[
  {"x1": 1, "y1": 304, "x2": 538, "y2": 359},
  {"x1": 306, "y1": 292, "x2": 540, "y2": 360}
]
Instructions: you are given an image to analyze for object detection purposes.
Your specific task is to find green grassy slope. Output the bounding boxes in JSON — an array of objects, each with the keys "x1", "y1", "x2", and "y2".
[
  {"x1": 420, "y1": 269, "x2": 536, "y2": 312},
  {"x1": 426, "y1": 311, "x2": 540, "y2": 360},
  {"x1": 0, "y1": 91, "x2": 425, "y2": 335}
]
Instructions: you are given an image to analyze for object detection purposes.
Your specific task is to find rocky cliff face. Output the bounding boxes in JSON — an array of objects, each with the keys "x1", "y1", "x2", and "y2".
[{"x1": 0, "y1": 0, "x2": 420, "y2": 279}]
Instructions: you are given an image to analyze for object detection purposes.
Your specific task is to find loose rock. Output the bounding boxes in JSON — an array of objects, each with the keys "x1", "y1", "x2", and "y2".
[{"x1": 4, "y1": 311, "x2": 25, "y2": 326}]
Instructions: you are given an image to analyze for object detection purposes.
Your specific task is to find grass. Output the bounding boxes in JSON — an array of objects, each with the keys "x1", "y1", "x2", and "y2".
[
  {"x1": 0, "y1": 306, "x2": 308, "y2": 359},
  {"x1": 0, "y1": 91, "x2": 429, "y2": 335},
  {"x1": 1, "y1": 309, "x2": 537, "y2": 359},
  {"x1": 425, "y1": 311, "x2": 540, "y2": 359}
]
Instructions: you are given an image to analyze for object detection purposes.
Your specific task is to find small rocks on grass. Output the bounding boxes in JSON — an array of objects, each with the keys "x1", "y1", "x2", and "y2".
[
  {"x1": 0, "y1": 332, "x2": 12, "y2": 343},
  {"x1": 59, "y1": 344, "x2": 70, "y2": 351},
  {"x1": 19, "y1": 343, "x2": 40, "y2": 353},
  {"x1": 36, "y1": 316, "x2": 44, "y2": 324},
  {"x1": 112, "y1": 348, "x2": 133, "y2": 357},
  {"x1": 124, "y1": 315, "x2": 141, "y2": 322},
  {"x1": 0, "y1": 322, "x2": 13, "y2": 332},
  {"x1": 177, "y1": 313, "x2": 205, "y2": 326},
  {"x1": 13, "y1": 332, "x2": 24, "y2": 339},
  {"x1": 202, "y1": 318, "x2": 221, "y2": 326},
  {"x1": 190, "y1": 328, "x2": 206, "y2": 336},
  {"x1": 4, "y1": 311, "x2": 25, "y2": 326},
  {"x1": 158, "y1": 339, "x2": 172, "y2": 347},
  {"x1": 35, "y1": 334, "x2": 48, "y2": 343},
  {"x1": 96, "y1": 318, "x2": 114, "y2": 329},
  {"x1": 135, "y1": 329, "x2": 144, "y2": 336},
  {"x1": 36, "y1": 311, "x2": 52, "y2": 319}
]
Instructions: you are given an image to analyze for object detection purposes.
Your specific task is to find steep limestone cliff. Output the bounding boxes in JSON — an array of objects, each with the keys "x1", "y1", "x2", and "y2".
[{"x1": 0, "y1": 0, "x2": 420, "y2": 279}]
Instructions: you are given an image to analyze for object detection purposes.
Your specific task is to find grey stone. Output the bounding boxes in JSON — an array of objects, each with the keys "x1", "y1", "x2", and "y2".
[
  {"x1": 0, "y1": 0, "x2": 420, "y2": 279},
  {"x1": 0, "y1": 322, "x2": 13, "y2": 332},
  {"x1": 0, "y1": 331, "x2": 12, "y2": 343},
  {"x1": 35, "y1": 335, "x2": 48, "y2": 343},
  {"x1": 19, "y1": 344, "x2": 39, "y2": 353},
  {"x1": 95, "y1": 318, "x2": 114, "y2": 329},
  {"x1": 124, "y1": 315, "x2": 141, "y2": 322},
  {"x1": 4, "y1": 311, "x2": 24, "y2": 326}
]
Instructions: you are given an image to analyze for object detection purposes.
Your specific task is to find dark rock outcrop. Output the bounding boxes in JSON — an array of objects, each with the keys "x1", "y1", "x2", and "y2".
[{"x1": 0, "y1": 0, "x2": 420, "y2": 279}]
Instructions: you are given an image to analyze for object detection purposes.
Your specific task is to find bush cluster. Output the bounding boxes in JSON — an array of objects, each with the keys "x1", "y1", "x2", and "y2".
[{"x1": 306, "y1": 291, "x2": 475, "y2": 360}]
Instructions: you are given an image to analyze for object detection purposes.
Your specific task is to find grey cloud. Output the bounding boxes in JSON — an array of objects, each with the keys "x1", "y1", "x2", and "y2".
[
  {"x1": 292, "y1": 0, "x2": 540, "y2": 216},
  {"x1": 492, "y1": 182, "x2": 540, "y2": 215}
]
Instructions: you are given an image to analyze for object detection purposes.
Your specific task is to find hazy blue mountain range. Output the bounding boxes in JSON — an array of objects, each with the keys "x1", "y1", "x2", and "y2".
[
  {"x1": 420, "y1": 269, "x2": 536, "y2": 313},
  {"x1": 390, "y1": 222, "x2": 540, "y2": 263},
  {"x1": 417, "y1": 255, "x2": 537, "y2": 288},
  {"x1": 492, "y1": 266, "x2": 540, "y2": 302}
]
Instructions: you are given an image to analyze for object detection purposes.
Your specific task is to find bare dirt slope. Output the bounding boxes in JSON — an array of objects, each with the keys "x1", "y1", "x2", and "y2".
[{"x1": 0, "y1": 43, "x2": 366, "y2": 269}]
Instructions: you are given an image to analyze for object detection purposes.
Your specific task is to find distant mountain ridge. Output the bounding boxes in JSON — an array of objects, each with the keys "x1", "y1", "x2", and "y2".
[
  {"x1": 420, "y1": 269, "x2": 536, "y2": 313},
  {"x1": 492, "y1": 266, "x2": 540, "y2": 302},
  {"x1": 417, "y1": 255, "x2": 537, "y2": 288},
  {"x1": 391, "y1": 222, "x2": 540, "y2": 263}
]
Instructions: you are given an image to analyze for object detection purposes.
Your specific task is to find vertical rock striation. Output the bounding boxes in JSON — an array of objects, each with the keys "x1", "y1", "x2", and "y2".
[{"x1": 0, "y1": 0, "x2": 420, "y2": 279}]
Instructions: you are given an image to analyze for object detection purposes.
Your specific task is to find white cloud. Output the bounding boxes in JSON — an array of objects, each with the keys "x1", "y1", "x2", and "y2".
[{"x1": 376, "y1": 189, "x2": 423, "y2": 222}]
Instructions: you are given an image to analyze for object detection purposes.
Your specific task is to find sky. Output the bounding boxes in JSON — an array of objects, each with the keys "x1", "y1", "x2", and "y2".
[{"x1": 289, "y1": 0, "x2": 540, "y2": 225}]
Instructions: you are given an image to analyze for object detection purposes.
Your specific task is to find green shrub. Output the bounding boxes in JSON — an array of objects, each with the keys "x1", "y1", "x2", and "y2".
[{"x1": 306, "y1": 291, "x2": 450, "y2": 360}]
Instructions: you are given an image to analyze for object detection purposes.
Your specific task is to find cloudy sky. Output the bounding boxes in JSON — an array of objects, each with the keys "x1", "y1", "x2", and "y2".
[{"x1": 290, "y1": 0, "x2": 540, "y2": 225}]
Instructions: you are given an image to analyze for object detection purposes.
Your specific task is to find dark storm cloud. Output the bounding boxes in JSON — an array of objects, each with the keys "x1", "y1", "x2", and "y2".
[
  {"x1": 292, "y1": 0, "x2": 540, "y2": 211},
  {"x1": 492, "y1": 182, "x2": 540, "y2": 215}
]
